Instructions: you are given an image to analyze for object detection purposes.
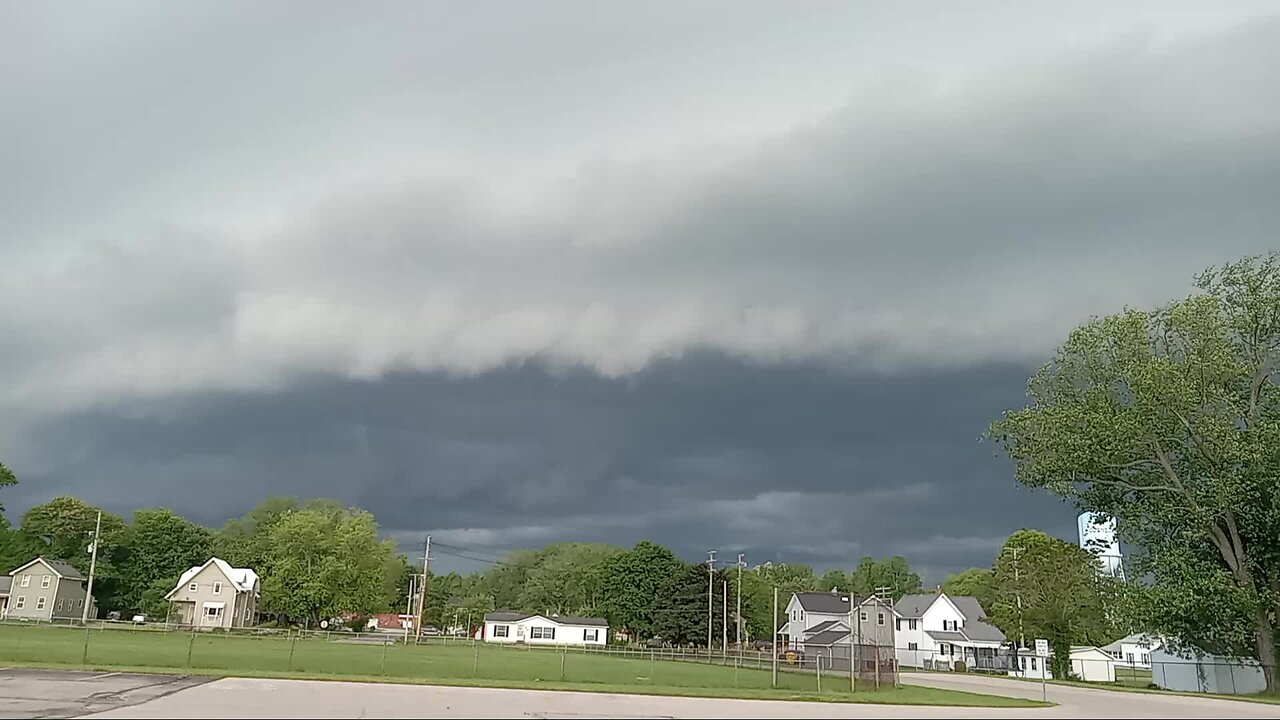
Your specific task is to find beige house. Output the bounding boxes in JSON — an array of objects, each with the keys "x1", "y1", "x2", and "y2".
[
  {"x1": 166, "y1": 557, "x2": 260, "y2": 628},
  {"x1": 6, "y1": 558, "x2": 97, "y2": 622}
]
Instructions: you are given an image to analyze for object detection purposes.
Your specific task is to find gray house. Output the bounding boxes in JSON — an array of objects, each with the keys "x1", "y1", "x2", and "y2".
[
  {"x1": 165, "y1": 557, "x2": 260, "y2": 629},
  {"x1": 6, "y1": 558, "x2": 97, "y2": 622},
  {"x1": 0, "y1": 576, "x2": 10, "y2": 618}
]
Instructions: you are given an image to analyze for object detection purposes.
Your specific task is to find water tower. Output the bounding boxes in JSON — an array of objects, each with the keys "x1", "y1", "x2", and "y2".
[{"x1": 1077, "y1": 512, "x2": 1124, "y2": 580}]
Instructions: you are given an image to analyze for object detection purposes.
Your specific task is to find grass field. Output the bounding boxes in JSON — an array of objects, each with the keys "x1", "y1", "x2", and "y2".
[{"x1": 0, "y1": 624, "x2": 1042, "y2": 707}]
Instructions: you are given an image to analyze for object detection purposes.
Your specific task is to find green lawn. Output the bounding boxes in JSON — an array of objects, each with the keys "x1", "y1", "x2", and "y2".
[{"x1": 0, "y1": 624, "x2": 1042, "y2": 707}]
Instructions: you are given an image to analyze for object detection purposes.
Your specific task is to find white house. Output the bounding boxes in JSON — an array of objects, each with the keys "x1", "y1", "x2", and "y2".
[
  {"x1": 1151, "y1": 647, "x2": 1268, "y2": 695},
  {"x1": 481, "y1": 611, "x2": 608, "y2": 646},
  {"x1": 1008, "y1": 648, "x2": 1051, "y2": 679},
  {"x1": 1101, "y1": 633, "x2": 1162, "y2": 669},
  {"x1": 893, "y1": 593, "x2": 1006, "y2": 670}
]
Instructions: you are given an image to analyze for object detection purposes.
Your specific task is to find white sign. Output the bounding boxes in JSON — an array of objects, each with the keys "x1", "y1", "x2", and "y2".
[
  {"x1": 1077, "y1": 512, "x2": 1121, "y2": 558},
  {"x1": 1034, "y1": 639, "x2": 1049, "y2": 658}
]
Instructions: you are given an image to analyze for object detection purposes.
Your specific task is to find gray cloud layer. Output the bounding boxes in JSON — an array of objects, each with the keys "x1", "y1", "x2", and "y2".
[{"x1": 5, "y1": 358, "x2": 1068, "y2": 581}]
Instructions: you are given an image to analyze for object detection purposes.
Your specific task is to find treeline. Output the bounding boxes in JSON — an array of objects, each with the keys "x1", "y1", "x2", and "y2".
[{"x1": 0, "y1": 473, "x2": 1122, "y2": 661}]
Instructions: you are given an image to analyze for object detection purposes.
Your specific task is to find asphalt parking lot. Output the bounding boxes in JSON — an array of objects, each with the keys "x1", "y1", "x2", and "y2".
[{"x1": 0, "y1": 668, "x2": 210, "y2": 718}]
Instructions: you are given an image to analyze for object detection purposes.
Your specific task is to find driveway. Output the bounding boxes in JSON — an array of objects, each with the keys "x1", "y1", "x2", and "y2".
[{"x1": 901, "y1": 671, "x2": 1280, "y2": 718}]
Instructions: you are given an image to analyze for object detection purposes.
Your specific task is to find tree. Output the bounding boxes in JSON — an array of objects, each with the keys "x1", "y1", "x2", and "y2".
[
  {"x1": 518, "y1": 543, "x2": 622, "y2": 617},
  {"x1": 214, "y1": 497, "x2": 301, "y2": 570},
  {"x1": 598, "y1": 541, "x2": 685, "y2": 640},
  {"x1": 990, "y1": 253, "x2": 1280, "y2": 689},
  {"x1": 848, "y1": 556, "x2": 923, "y2": 600},
  {"x1": 815, "y1": 569, "x2": 849, "y2": 593},
  {"x1": 19, "y1": 497, "x2": 128, "y2": 575},
  {"x1": 984, "y1": 530, "x2": 1112, "y2": 679},
  {"x1": 0, "y1": 513, "x2": 42, "y2": 576},
  {"x1": 651, "y1": 563, "x2": 736, "y2": 647},
  {"x1": 0, "y1": 462, "x2": 15, "y2": 512},
  {"x1": 116, "y1": 509, "x2": 214, "y2": 613},
  {"x1": 942, "y1": 568, "x2": 992, "y2": 600},
  {"x1": 741, "y1": 562, "x2": 817, "y2": 642},
  {"x1": 260, "y1": 506, "x2": 397, "y2": 626}
]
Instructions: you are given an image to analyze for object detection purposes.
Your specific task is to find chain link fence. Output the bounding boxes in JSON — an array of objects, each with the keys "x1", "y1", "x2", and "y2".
[{"x1": 0, "y1": 619, "x2": 899, "y2": 696}]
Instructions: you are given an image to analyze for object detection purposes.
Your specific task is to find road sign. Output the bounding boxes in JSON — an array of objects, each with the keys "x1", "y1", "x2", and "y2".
[{"x1": 1034, "y1": 639, "x2": 1049, "y2": 658}]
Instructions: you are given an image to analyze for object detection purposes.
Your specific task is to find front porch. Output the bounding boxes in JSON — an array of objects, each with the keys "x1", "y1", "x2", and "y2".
[{"x1": 172, "y1": 599, "x2": 233, "y2": 628}]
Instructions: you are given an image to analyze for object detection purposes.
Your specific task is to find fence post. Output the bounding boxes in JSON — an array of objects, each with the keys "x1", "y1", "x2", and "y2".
[
  {"x1": 288, "y1": 630, "x2": 297, "y2": 671},
  {"x1": 380, "y1": 637, "x2": 388, "y2": 675},
  {"x1": 186, "y1": 628, "x2": 196, "y2": 668},
  {"x1": 81, "y1": 626, "x2": 91, "y2": 666},
  {"x1": 816, "y1": 655, "x2": 822, "y2": 693},
  {"x1": 559, "y1": 645, "x2": 566, "y2": 682},
  {"x1": 472, "y1": 640, "x2": 479, "y2": 677},
  {"x1": 649, "y1": 650, "x2": 655, "y2": 684}
]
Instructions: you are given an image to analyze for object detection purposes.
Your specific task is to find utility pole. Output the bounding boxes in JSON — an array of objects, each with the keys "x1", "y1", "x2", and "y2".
[
  {"x1": 771, "y1": 586, "x2": 778, "y2": 687},
  {"x1": 736, "y1": 554, "x2": 745, "y2": 649},
  {"x1": 722, "y1": 580, "x2": 728, "y2": 660},
  {"x1": 403, "y1": 574, "x2": 416, "y2": 644},
  {"x1": 82, "y1": 510, "x2": 102, "y2": 624},
  {"x1": 706, "y1": 550, "x2": 717, "y2": 660},
  {"x1": 849, "y1": 589, "x2": 857, "y2": 692},
  {"x1": 415, "y1": 536, "x2": 432, "y2": 640}
]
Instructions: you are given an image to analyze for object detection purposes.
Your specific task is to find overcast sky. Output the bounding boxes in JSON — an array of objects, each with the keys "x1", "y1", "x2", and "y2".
[{"x1": 3, "y1": 1, "x2": 1278, "y2": 582}]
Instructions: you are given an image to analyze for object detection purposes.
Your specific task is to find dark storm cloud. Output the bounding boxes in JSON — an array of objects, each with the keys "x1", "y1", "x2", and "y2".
[{"x1": 5, "y1": 356, "x2": 1069, "y2": 581}]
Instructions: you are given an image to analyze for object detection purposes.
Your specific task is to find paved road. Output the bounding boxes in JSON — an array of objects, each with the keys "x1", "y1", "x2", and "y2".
[{"x1": 901, "y1": 671, "x2": 1280, "y2": 718}]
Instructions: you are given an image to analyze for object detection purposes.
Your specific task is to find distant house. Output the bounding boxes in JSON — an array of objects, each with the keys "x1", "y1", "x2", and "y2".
[
  {"x1": 1068, "y1": 646, "x2": 1117, "y2": 683},
  {"x1": 893, "y1": 592, "x2": 1006, "y2": 670},
  {"x1": 6, "y1": 558, "x2": 97, "y2": 622},
  {"x1": 1151, "y1": 646, "x2": 1267, "y2": 695},
  {"x1": 784, "y1": 592, "x2": 894, "y2": 647},
  {"x1": 0, "y1": 576, "x2": 9, "y2": 618},
  {"x1": 481, "y1": 612, "x2": 608, "y2": 646},
  {"x1": 165, "y1": 557, "x2": 260, "y2": 629},
  {"x1": 1101, "y1": 633, "x2": 1162, "y2": 669}
]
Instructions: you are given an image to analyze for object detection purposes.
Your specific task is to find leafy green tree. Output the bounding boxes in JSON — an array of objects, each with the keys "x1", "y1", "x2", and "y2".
[
  {"x1": 0, "y1": 462, "x2": 15, "y2": 511},
  {"x1": 477, "y1": 549, "x2": 541, "y2": 610},
  {"x1": 943, "y1": 568, "x2": 992, "y2": 600},
  {"x1": 214, "y1": 497, "x2": 301, "y2": 570},
  {"x1": 260, "y1": 506, "x2": 397, "y2": 626},
  {"x1": 847, "y1": 556, "x2": 923, "y2": 600},
  {"x1": 19, "y1": 496, "x2": 128, "y2": 574},
  {"x1": 0, "y1": 513, "x2": 42, "y2": 575},
  {"x1": 116, "y1": 509, "x2": 214, "y2": 613},
  {"x1": 598, "y1": 541, "x2": 685, "y2": 640},
  {"x1": 518, "y1": 543, "x2": 623, "y2": 616},
  {"x1": 984, "y1": 530, "x2": 1112, "y2": 679},
  {"x1": 651, "y1": 564, "x2": 736, "y2": 647},
  {"x1": 815, "y1": 569, "x2": 849, "y2": 593},
  {"x1": 991, "y1": 254, "x2": 1280, "y2": 689},
  {"x1": 741, "y1": 562, "x2": 817, "y2": 642}
]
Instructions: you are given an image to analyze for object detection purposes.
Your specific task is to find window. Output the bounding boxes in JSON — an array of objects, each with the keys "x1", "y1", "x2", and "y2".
[
  {"x1": 213, "y1": 581, "x2": 222, "y2": 595},
  {"x1": 19, "y1": 574, "x2": 29, "y2": 588},
  {"x1": 530, "y1": 626, "x2": 556, "y2": 640},
  {"x1": 1030, "y1": 657, "x2": 1037, "y2": 670},
  {"x1": 205, "y1": 606, "x2": 221, "y2": 618},
  {"x1": 14, "y1": 596, "x2": 24, "y2": 609},
  {"x1": 77, "y1": 599, "x2": 83, "y2": 608},
  {"x1": 859, "y1": 612, "x2": 867, "y2": 622},
  {"x1": 895, "y1": 619, "x2": 902, "y2": 630},
  {"x1": 189, "y1": 582, "x2": 198, "y2": 592},
  {"x1": 877, "y1": 612, "x2": 885, "y2": 626},
  {"x1": 41, "y1": 575, "x2": 51, "y2": 588},
  {"x1": 56, "y1": 598, "x2": 64, "y2": 611},
  {"x1": 1020, "y1": 656, "x2": 1027, "y2": 670},
  {"x1": 908, "y1": 642, "x2": 918, "y2": 651},
  {"x1": 584, "y1": 629, "x2": 598, "y2": 642},
  {"x1": 493, "y1": 625, "x2": 509, "y2": 638},
  {"x1": 1141, "y1": 653, "x2": 1149, "y2": 664},
  {"x1": 36, "y1": 597, "x2": 46, "y2": 610},
  {"x1": 1126, "y1": 652, "x2": 1134, "y2": 664},
  {"x1": 909, "y1": 619, "x2": 918, "y2": 631}
]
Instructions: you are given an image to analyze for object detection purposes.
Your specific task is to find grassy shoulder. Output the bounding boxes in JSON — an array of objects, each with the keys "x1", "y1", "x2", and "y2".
[{"x1": 0, "y1": 657, "x2": 1048, "y2": 706}]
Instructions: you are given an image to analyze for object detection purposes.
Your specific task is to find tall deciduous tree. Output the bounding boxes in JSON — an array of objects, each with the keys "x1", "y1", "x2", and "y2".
[
  {"x1": 984, "y1": 530, "x2": 1111, "y2": 679},
  {"x1": 651, "y1": 563, "x2": 736, "y2": 647},
  {"x1": 599, "y1": 541, "x2": 684, "y2": 640},
  {"x1": 117, "y1": 509, "x2": 214, "y2": 613},
  {"x1": 260, "y1": 506, "x2": 397, "y2": 625},
  {"x1": 20, "y1": 496, "x2": 128, "y2": 575},
  {"x1": 942, "y1": 568, "x2": 992, "y2": 600},
  {"x1": 990, "y1": 253, "x2": 1280, "y2": 689},
  {"x1": 848, "y1": 556, "x2": 924, "y2": 600}
]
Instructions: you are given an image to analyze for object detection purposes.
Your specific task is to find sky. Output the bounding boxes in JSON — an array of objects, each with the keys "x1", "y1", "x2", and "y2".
[{"x1": 3, "y1": 1, "x2": 1279, "y2": 583}]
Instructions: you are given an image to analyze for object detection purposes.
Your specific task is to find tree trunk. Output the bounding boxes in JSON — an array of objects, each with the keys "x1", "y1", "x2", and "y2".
[{"x1": 1256, "y1": 608, "x2": 1278, "y2": 692}]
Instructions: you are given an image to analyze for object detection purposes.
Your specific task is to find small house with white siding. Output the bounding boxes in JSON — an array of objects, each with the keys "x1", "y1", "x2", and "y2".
[
  {"x1": 482, "y1": 611, "x2": 608, "y2": 646},
  {"x1": 165, "y1": 557, "x2": 260, "y2": 628}
]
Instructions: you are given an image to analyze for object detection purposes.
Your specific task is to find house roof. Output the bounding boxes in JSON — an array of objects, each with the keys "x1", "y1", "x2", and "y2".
[
  {"x1": 804, "y1": 629, "x2": 852, "y2": 647},
  {"x1": 1101, "y1": 633, "x2": 1161, "y2": 653},
  {"x1": 793, "y1": 592, "x2": 859, "y2": 614},
  {"x1": 167, "y1": 558, "x2": 259, "y2": 600},
  {"x1": 805, "y1": 619, "x2": 847, "y2": 635},
  {"x1": 894, "y1": 593, "x2": 938, "y2": 618},
  {"x1": 482, "y1": 611, "x2": 608, "y2": 627},
  {"x1": 0, "y1": 576, "x2": 10, "y2": 595},
  {"x1": 947, "y1": 596, "x2": 1006, "y2": 643},
  {"x1": 926, "y1": 630, "x2": 968, "y2": 643},
  {"x1": 10, "y1": 557, "x2": 86, "y2": 581}
]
